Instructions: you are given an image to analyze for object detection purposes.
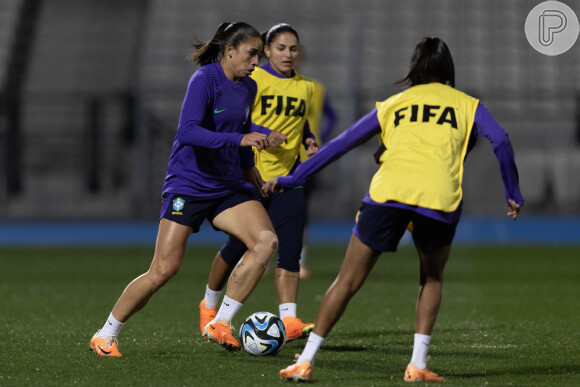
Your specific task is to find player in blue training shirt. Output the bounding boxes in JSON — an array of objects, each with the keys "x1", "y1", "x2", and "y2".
[
  {"x1": 89, "y1": 22, "x2": 278, "y2": 356},
  {"x1": 198, "y1": 23, "x2": 319, "y2": 344},
  {"x1": 276, "y1": 37, "x2": 524, "y2": 382}
]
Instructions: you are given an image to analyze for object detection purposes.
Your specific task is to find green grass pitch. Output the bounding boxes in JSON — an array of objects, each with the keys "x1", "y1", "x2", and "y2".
[{"x1": 0, "y1": 244, "x2": 577, "y2": 386}]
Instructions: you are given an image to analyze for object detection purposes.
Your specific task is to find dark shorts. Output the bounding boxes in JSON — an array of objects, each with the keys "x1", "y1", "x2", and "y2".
[
  {"x1": 353, "y1": 203, "x2": 457, "y2": 253},
  {"x1": 160, "y1": 190, "x2": 258, "y2": 232},
  {"x1": 221, "y1": 186, "x2": 306, "y2": 272}
]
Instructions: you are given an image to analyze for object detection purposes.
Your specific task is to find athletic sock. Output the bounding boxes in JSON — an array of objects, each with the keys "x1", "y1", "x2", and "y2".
[
  {"x1": 204, "y1": 285, "x2": 222, "y2": 309},
  {"x1": 410, "y1": 333, "x2": 431, "y2": 369},
  {"x1": 279, "y1": 302, "x2": 297, "y2": 319},
  {"x1": 214, "y1": 296, "x2": 242, "y2": 323},
  {"x1": 97, "y1": 312, "x2": 125, "y2": 338},
  {"x1": 297, "y1": 332, "x2": 325, "y2": 365}
]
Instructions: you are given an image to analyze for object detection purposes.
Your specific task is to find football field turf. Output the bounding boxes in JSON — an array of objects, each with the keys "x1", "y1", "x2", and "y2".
[{"x1": 0, "y1": 244, "x2": 577, "y2": 386}]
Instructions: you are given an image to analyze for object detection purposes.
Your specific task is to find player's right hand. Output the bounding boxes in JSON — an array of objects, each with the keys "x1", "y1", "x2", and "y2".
[
  {"x1": 304, "y1": 137, "x2": 319, "y2": 156},
  {"x1": 507, "y1": 199, "x2": 521, "y2": 220},
  {"x1": 263, "y1": 178, "x2": 283, "y2": 194},
  {"x1": 241, "y1": 132, "x2": 269, "y2": 151},
  {"x1": 267, "y1": 131, "x2": 287, "y2": 147},
  {"x1": 243, "y1": 167, "x2": 267, "y2": 197}
]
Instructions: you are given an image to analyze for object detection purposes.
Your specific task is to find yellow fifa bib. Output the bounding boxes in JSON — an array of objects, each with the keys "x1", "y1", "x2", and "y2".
[
  {"x1": 250, "y1": 67, "x2": 313, "y2": 180},
  {"x1": 370, "y1": 83, "x2": 479, "y2": 211}
]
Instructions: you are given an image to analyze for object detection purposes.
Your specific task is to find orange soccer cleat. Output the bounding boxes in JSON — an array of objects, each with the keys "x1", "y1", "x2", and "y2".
[
  {"x1": 89, "y1": 331, "x2": 122, "y2": 357},
  {"x1": 202, "y1": 320, "x2": 241, "y2": 351},
  {"x1": 199, "y1": 298, "x2": 217, "y2": 333},
  {"x1": 279, "y1": 360, "x2": 312, "y2": 382},
  {"x1": 282, "y1": 316, "x2": 315, "y2": 341},
  {"x1": 404, "y1": 363, "x2": 445, "y2": 382}
]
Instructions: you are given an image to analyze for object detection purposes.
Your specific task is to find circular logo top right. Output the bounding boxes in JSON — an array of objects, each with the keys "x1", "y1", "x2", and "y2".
[{"x1": 525, "y1": 1, "x2": 579, "y2": 56}]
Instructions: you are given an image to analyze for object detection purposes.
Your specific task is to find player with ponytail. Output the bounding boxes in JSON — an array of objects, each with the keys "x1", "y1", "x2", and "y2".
[
  {"x1": 276, "y1": 37, "x2": 524, "y2": 382},
  {"x1": 89, "y1": 22, "x2": 279, "y2": 356}
]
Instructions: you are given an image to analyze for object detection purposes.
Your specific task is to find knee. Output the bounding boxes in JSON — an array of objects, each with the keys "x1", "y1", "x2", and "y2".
[
  {"x1": 276, "y1": 255, "x2": 300, "y2": 272},
  {"x1": 148, "y1": 256, "x2": 181, "y2": 290},
  {"x1": 252, "y1": 230, "x2": 278, "y2": 267},
  {"x1": 420, "y1": 271, "x2": 444, "y2": 286},
  {"x1": 276, "y1": 242, "x2": 302, "y2": 272},
  {"x1": 419, "y1": 261, "x2": 446, "y2": 284},
  {"x1": 338, "y1": 273, "x2": 365, "y2": 296},
  {"x1": 327, "y1": 273, "x2": 360, "y2": 302}
]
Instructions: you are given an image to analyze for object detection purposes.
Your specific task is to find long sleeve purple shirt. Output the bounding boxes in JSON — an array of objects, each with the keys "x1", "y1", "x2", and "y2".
[
  {"x1": 162, "y1": 62, "x2": 257, "y2": 198},
  {"x1": 276, "y1": 103, "x2": 524, "y2": 224}
]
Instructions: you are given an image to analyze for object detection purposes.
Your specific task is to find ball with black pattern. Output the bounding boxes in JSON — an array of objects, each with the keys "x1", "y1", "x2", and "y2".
[{"x1": 239, "y1": 311, "x2": 286, "y2": 356}]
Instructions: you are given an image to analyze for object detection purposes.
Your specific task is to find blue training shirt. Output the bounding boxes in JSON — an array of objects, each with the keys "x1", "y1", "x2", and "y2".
[{"x1": 162, "y1": 62, "x2": 257, "y2": 198}]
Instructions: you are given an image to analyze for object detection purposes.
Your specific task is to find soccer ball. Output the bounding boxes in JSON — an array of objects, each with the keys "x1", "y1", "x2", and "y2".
[{"x1": 239, "y1": 311, "x2": 286, "y2": 356}]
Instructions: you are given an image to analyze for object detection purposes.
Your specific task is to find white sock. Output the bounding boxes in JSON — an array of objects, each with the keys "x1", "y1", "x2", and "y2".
[
  {"x1": 410, "y1": 333, "x2": 431, "y2": 369},
  {"x1": 204, "y1": 285, "x2": 222, "y2": 309},
  {"x1": 297, "y1": 332, "x2": 325, "y2": 365},
  {"x1": 214, "y1": 296, "x2": 242, "y2": 323},
  {"x1": 279, "y1": 302, "x2": 297, "y2": 319},
  {"x1": 97, "y1": 312, "x2": 125, "y2": 338}
]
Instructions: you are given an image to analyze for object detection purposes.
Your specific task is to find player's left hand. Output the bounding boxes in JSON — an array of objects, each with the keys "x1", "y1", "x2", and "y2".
[
  {"x1": 263, "y1": 178, "x2": 283, "y2": 194},
  {"x1": 507, "y1": 199, "x2": 521, "y2": 220},
  {"x1": 244, "y1": 167, "x2": 266, "y2": 197},
  {"x1": 305, "y1": 138, "x2": 319, "y2": 157}
]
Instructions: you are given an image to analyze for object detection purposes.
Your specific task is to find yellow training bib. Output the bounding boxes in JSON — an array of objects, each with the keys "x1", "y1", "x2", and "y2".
[
  {"x1": 250, "y1": 67, "x2": 313, "y2": 180},
  {"x1": 370, "y1": 83, "x2": 479, "y2": 212}
]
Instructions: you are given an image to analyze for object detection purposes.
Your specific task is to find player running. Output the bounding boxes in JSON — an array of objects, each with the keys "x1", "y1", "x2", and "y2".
[
  {"x1": 89, "y1": 22, "x2": 278, "y2": 356},
  {"x1": 199, "y1": 23, "x2": 319, "y2": 347},
  {"x1": 270, "y1": 37, "x2": 524, "y2": 382}
]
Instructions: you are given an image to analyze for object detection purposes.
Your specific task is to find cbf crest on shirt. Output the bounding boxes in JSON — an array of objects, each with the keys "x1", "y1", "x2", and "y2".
[
  {"x1": 371, "y1": 83, "x2": 479, "y2": 212},
  {"x1": 250, "y1": 66, "x2": 314, "y2": 180}
]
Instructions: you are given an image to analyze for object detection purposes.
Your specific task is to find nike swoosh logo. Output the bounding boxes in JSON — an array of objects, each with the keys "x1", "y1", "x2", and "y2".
[
  {"x1": 224, "y1": 302, "x2": 230, "y2": 306},
  {"x1": 214, "y1": 108, "x2": 227, "y2": 114},
  {"x1": 97, "y1": 345, "x2": 112, "y2": 355},
  {"x1": 107, "y1": 320, "x2": 112, "y2": 325}
]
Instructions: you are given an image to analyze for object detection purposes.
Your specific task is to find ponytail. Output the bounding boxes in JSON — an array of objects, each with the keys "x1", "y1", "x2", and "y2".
[
  {"x1": 189, "y1": 22, "x2": 260, "y2": 66},
  {"x1": 396, "y1": 37, "x2": 455, "y2": 88}
]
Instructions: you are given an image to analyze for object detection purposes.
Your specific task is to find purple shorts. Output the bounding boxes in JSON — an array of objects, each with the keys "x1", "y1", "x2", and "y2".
[
  {"x1": 160, "y1": 190, "x2": 257, "y2": 232},
  {"x1": 353, "y1": 202, "x2": 457, "y2": 253}
]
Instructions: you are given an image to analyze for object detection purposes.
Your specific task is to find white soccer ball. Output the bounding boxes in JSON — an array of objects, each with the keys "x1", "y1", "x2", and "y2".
[{"x1": 239, "y1": 311, "x2": 286, "y2": 356}]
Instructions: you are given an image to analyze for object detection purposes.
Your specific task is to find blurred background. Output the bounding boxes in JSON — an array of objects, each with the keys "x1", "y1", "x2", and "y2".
[{"x1": 0, "y1": 0, "x2": 578, "y2": 240}]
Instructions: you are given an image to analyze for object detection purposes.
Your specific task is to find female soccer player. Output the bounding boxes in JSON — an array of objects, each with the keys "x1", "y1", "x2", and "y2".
[
  {"x1": 89, "y1": 22, "x2": 279, "y2": 356},
  {"x1": 199, "y1": 23, "x2": 319, "y2": 346},
  {"x1": 274, "y1": 37, "x2": 524, "y2": 382}
]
